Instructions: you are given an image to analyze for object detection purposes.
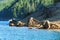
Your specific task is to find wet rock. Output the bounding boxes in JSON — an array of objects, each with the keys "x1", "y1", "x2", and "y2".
[
  {"x1": 42, "y1": 20, "x2": 60, "y2": 29},
  {"x1": 9, "y1": 19, "x2": 17, "y2": 26},
  {"x1": 27, "y1": 17, "x2": 43, "y2": 28},
  {"x1": 43, "y1": 20, "x2": 50, "y2": 29},
  {"x1": 9, "y1": 23, "x2": 15, "y2": 26},
  {"x1": 49, "y1": 23, "x2": 60, "y2": 29},
  {"x1": 17, "y1": 21, "x2": 25, "y2": 27}
]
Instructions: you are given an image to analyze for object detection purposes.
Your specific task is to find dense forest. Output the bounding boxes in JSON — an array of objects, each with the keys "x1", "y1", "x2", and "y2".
[{"x1": 0, "y1": 0, "x2": 60, "y2": 21}]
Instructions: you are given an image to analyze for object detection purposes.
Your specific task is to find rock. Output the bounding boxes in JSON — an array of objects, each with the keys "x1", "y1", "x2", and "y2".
[
  {"x1": 49, "y1": 23, "x2": 60, "y2": 29},
  {"x1": 43, "y1": 20, "x2": 50, "y2": 29},
  {"x1": 17, "y1": 21, "x2": 25, "y2": 27},
  {"x1": 9, "y1": 23, "x2": 15, "y2": 26},
  {"x1": 42, "y1": 20, "x2": 60, "y2": 29},
  {"x1": 9, "y1": 19, "x2": 17, "y2": 26},
  {"x1": 27, "y1": 17, "x2": 43, "y2": 28}
]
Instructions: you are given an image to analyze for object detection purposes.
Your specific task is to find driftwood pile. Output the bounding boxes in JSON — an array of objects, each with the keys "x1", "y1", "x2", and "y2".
[{"x1": 9, "y1": 17, "x2": 60, "y2": 29}]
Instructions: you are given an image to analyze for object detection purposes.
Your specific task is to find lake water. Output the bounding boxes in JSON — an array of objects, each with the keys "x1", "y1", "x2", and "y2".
[{"x1": 0, "y1": 21, "x2": 60, "y2": 40}]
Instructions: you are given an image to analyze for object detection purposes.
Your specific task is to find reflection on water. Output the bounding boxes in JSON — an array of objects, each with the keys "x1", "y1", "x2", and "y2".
[{"x1": 0, "y1": 21, "x2": 60, "y2": 40}]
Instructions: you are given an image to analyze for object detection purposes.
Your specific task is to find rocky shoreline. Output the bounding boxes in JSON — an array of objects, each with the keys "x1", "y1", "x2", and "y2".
[{"x1": 9, "y1": 17, "x2": 60, "y2": 29}]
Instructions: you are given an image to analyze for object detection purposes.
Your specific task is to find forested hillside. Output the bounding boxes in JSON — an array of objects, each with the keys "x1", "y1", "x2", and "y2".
[{"x1": 0, "y1": 0, "x2": 60, "y2": 21}]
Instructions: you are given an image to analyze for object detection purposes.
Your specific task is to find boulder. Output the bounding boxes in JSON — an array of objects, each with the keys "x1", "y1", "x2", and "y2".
[
  {"x1": 42, "y1": 20, "x2": 60, "y2": 29},
  {"x1": 17, "y1": 21, "x2": 25, "y2": 27},
  {"x1": 27, "y1": 17, "x2": 43, "y2": 29},
  {"x1": 9, "y1": 23, "x2": 15, "y2": 26},
  {"x1": 43, "y1": 20, "x2": 50, "y2": 29},
  {"x1": 49, "y1": 23, "x2": 60, "y2": 29},
  {"x1": 9, "y1": 19, "x2": 17, "y2": 26}
]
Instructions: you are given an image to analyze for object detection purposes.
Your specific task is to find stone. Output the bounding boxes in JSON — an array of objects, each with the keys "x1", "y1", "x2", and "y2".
[
  {"x1": 27, "y1": 17, "x2": 43, "y2": 28},
  {"x1": 9, "y1": 19, "x2": 17, "y2": 26},
  {"x1": 42, "y1": 20, "x2": 60, "y2": 29},
  {"x1": 49, "y1": 23, "x2": 60, "y2": 29},
  {"x1": 9, "y1": 23, "x2": 15, "y2": 26},
  {"x1": 43, "y1": 20, "x2": 50, "y2": 29},
  {"x1": 17, "y1": 21, "x2": 25, "y2": 27}
]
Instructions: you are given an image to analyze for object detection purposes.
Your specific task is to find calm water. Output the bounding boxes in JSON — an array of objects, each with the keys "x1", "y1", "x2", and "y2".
[{"x1": 0, "y1": 21, "x2": 60, "y2": 40}]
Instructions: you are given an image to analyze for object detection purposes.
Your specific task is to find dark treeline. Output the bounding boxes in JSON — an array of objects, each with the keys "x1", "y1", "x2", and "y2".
[{"x1": 0, "y1": 0, "x2": 60, "y2": 21}]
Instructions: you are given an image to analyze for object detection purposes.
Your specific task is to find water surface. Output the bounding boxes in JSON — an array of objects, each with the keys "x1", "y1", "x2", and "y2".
[{"x1": 0, "y1": 21, "x2": 60, "y2": 40}]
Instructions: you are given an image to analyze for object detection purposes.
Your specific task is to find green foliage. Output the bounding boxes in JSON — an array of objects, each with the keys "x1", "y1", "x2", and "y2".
[
  {"x1": 41, "y1": 0, "x2": 54, "y2": 6},
  {"x1": 13, "y1": 0, "x2": 54, "y2": 18},
  {"x1": 0, "y1": 0, "x2": 15, "y2": 11},
  {"x1": 1, "y1": 0, "x2": 59, "y2": 18}
]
